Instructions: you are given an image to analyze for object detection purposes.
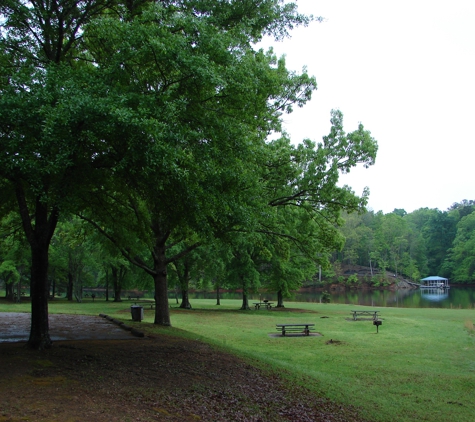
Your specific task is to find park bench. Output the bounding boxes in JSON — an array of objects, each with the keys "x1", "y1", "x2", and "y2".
[
  {"x1": 132, "y1": 301, "x2": 155, "y2": 309},
  {"x1": 351, "y1": 310, "x2": 380, "y2": 321},
  {"x1": 253, "y1": 302, "x2": 274, "y2": 310},
  {"x1": 276, "y1": 323, "x2": 315, "y2": 336}
]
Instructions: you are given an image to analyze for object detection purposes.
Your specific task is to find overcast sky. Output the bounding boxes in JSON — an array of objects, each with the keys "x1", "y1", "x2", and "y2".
[{"x1": 262, "y1": 0, "x2": 475, "y2": 214}]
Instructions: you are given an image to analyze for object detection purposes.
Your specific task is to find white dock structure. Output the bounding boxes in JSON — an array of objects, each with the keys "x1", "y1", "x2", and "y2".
[{"x1": 420, "y1": 276, "x2": 450, "y2": 289}]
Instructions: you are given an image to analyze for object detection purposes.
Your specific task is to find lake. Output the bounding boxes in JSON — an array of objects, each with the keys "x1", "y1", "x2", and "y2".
[{"x1": 186, "y1": 286, "x2": 475, "y2": 309}]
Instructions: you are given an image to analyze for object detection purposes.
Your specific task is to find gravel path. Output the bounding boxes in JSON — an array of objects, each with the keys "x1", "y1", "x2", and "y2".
[{"x1": 0, "y1": 312, "x2": 135, "y2": 343}]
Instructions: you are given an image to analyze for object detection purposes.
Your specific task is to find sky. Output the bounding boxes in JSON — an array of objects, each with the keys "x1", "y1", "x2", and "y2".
[{"x1": 260, "y1": 0, "x2": 475, "y2": 214}]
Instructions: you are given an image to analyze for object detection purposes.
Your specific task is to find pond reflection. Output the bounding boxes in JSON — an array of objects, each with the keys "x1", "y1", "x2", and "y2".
[
  {"x1": 289, "y1": 286, "x2": 475, "y2": 308},
  {"x1": 420, "y1": 288, "x2": 449, "y2": 302},
  {"x1": 186, "y1": 286, "x2": 475, "y2": 309}
]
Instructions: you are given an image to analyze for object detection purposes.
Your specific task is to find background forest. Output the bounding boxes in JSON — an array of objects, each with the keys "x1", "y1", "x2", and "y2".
[
  {"x1": 336, "y1": 199, "x2": 475, "y2": 284},
  {"x1": 3, "y1": 198, "x2": 474, "y2": 308}
]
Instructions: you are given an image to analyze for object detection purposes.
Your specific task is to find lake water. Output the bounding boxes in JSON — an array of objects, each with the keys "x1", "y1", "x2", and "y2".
[{"x1": 187, "y1": 286, "x2": 475, "y2": 309}]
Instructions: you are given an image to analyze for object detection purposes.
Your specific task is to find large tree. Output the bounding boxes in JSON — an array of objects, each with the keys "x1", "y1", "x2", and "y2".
[
  {"x1": 0, "y1": 0, "x2": 130, "y2": 349},
  {"x1": 216, "y1": 110, "x2": 378, "y2": 306},
  {"x1": 261, "y1": 111, "x2": 377, "y2": 291},
  {"x1": 78, "y1": 1, "x2": 316, "y2": 326}
]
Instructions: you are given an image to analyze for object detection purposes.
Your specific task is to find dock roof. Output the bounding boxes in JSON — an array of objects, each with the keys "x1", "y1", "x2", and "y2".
[{"x1": 421, "y1": 276, "x2": 448, "y2": 281}]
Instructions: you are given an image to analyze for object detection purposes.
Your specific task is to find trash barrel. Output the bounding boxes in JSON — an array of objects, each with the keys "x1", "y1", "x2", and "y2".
[{"x1": 130, "y1": 305, "x2": 144, "y2": 322}]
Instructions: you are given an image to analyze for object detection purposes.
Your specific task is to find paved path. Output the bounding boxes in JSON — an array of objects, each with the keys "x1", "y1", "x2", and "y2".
[{"x1": 0, "y1": 313, "x2": 135, "y2": 343}]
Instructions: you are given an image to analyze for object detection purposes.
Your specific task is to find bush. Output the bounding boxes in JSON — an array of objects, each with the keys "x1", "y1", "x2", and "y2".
[
  {"x1": 347, "y1": 274, "x2": 359, "y2": 286},
  {"x1": 321, "y1": 291, "x2": 331, "y2": 303}
]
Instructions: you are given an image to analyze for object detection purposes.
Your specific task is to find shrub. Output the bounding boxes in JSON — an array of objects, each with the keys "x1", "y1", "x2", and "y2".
[{"x1": 321, "y1": 291, "x2": 331, "y2": 303}]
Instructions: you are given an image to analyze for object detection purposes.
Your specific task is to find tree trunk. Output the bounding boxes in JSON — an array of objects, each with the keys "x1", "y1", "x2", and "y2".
[
  {"x1": 5, "y1": 277, "x2": 14, "y2": 301},
  {"x1": 15, "y1": 190, "x2": 58, "y2": 350},
  {"x1": 154, "y1": 271, "x2": 171, "y2": 325},
  {"x1": 111, "y1": 266, "x2": 122, "y2": 302},
  {"x1": 74, "y1": 275, "x2": 82, "y2": 303},
  {"x1": 153, "y1": 241, "x2": 171, "y2": 326},
  {"x1": 179, "y1": 288, "x2": 192, "y2": 309},
  {"x1": 178, "y1": 262, "x2": 192, "y2": 309},
  {"x1": 51, "y1": 274, "x2": 56, "y2": 299},
  {"x1": 276, "y1": 290, "x2": 285, "y2": 308},
  {"x1": 16, "y1": 276, "x2": 21, "y2": 303},
  {"x1": 216, "y1": 284, "x2": 221, "y2": 305},
  {"x1": 28, "y1": 244, "x2": 52, "y2": 349},
  {"x1": 240, "y1": 291, "x2": 251, "y2": 310},
  {"x1": 239, "y1": 275, "x2": 251, "y2": 310},
  {"x1": 105, "y1": 268, "x2": 109, "y2": 301},
  {"x1": 67, "y1": 272, "x2": 73, "y2": 301}
]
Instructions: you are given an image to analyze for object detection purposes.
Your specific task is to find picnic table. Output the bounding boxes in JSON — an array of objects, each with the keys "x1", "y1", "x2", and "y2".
[
  {"x1": 253, "y1": 302, "x2": 274, "y2": 310},
  {"x1": 351, "y1": 310, "x2": 380, "y2": 321},
  {"x1": 276, "y1": 323, "x2": 315, "y2": 336},
  {"x1": 131, "y1": 301, "x2": 155, "y2": 309}
]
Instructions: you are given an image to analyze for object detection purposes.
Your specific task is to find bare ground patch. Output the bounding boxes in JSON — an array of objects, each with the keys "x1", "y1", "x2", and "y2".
[{"x1": 0, "y1": 313, "x2": 369, "y2": 421}]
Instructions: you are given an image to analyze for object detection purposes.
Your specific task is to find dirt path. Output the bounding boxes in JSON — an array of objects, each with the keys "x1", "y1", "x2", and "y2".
[{"x1": 0, "y1": 312, "x2": 136, "y2": 343}]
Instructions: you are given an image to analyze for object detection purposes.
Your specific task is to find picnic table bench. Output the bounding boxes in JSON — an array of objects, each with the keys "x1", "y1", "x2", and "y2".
[
  {"x1": 132, "y1": 301, "x2": 155, "y2": 309},
  {"x1": 351, "y1": 310, "x2": 380, "y2": 321},
  {"x1": 253, "y1": 302, "x2": 274, "y2": 310},
  {"x1": 276, "y1": 323, "x2": 315, "y2": 336}
]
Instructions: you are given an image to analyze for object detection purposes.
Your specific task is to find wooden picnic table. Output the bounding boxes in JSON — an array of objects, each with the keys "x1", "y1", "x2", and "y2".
[
  {"x1": 131, "y1": 301, "x2": 155, "y2": 309},
  {"x1": 253, "y1": 302, "x2": 274, "y2": 310},
  {"x1": 276, "y1": 323, "x2": 315, "y2": 336},
  {"x1": 351, "y1": 310, "x2": 380, "y2": 321}
]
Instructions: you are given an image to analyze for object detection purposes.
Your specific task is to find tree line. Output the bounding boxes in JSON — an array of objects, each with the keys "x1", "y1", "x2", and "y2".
[
  {"x1": 335, "y1": 200, "x2": 475, "y2": 285},
  {"x1": 0, "y1": 0, "x2": 378, "y2": 349},
  {"x1": 3, "y1": 197, "x2": 474, "y2": 317}
]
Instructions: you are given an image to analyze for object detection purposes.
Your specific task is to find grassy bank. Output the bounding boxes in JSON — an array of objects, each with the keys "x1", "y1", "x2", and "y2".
[
  {"x1": 2, "y1": 298, "x2": 474, "y2": 421},
  {"x1": 161, "y1": 301, "x2": 475, "y2": 422}
]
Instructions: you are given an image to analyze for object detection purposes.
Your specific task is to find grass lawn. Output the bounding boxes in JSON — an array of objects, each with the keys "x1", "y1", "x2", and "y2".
[{"x1": 2, "y1": 298, "x2": 475, "y2": 421}]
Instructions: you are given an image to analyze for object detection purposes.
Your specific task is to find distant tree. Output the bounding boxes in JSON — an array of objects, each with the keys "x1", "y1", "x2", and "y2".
[
  {"x1": 448, "y1": 200, "x2": 475, "y2": 218},
  {"x1": 392, "y1": 209, "x2": 407, "y2": 217},
  {"x1": 444, "y1": 212, "x2": 475, "y2": 282},
  {"x1": 108, "y1": 262, "x2": 129, "y2": 302},
  {"x1": 339, "y1": 211, "x2": 375, "y2": 267},
  {"x1": 422, "y1": 211, "x2": 457, "y2": 276},
  {"x1": 197, "y1": 241, "x2": 233, "y2": 306},
  {"x1": 0, "y1": 260, "x2": 21, "y2": 300},
  {"x1": 258, "y1": 205, "x2": 337, "y2": 308},
  {"x1": 226, "y1": 233, "x2": 267, "y2": 310},
  {"x1": 51, "y1": 218, "x2": 102, "y2": 302},
  {"x1": 168, "y1": 242, "x2": 205, "y2": 309},
  {"x1": 372, "y1": 212, "x2": 409, "y2": 276},
  {"x1": 260, "y1": 110, "x2": 377, "y2": 299},
  {"x1": 0, "y1": 212, "x2": 30, "y2": 301},
  {"x1": 403, "y1": 209, "x2": 430, "y2": 278}
]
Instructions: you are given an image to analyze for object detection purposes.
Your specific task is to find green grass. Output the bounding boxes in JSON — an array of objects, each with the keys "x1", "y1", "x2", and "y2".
[{"x1": 2, "y1": 298, "x2": 475, "y2": 421}]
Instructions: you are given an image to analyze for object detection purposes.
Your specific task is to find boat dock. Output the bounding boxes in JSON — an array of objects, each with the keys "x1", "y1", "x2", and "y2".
[{"x1": 420, "y1": 276, "x2": 450, "y2": 289}]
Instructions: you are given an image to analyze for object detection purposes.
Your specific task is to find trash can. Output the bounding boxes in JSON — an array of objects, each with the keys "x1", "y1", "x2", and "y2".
[{"x1": 130, "y1": 305, "x2": 144, "y2": 322}]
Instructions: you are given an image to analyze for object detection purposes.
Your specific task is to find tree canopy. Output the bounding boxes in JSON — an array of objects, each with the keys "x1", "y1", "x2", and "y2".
[{"x1": 0, "y1": 0, "x2": 381, "y2": 348}]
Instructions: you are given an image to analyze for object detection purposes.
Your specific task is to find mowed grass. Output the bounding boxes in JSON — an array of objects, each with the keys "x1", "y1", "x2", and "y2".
[{"x1": 2, "y1": 297, "x2": 475, "y2": 421}]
